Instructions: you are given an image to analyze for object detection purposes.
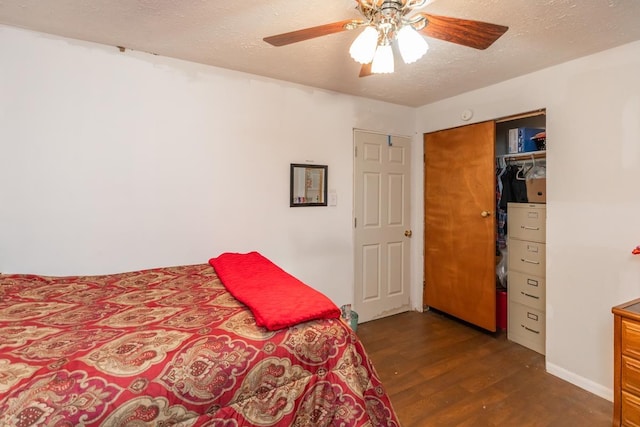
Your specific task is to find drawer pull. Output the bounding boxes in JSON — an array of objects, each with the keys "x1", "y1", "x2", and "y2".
[
  {"x1": 527, "y1": 278, "x2": 539, "y2": 287},
  {"x1": 521, "y1": 225, "x2": 540, "y2": 231},
  {"x1": 521, "y1": 291, "x2": 540, "y2": 300},
  {"x1": 521, "y1": 258, "x2": 540, "y2": 265},
  {"x1": 523, "y1": 325, "x2": 540, "y2": 334}
]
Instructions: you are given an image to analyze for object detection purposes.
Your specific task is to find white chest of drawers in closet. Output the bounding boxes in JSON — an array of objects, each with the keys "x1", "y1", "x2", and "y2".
[{"x1": 507, "y1": 202, "x2": 546, "y2": 355}]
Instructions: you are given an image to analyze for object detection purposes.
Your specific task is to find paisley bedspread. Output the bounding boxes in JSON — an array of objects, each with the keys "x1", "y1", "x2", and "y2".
[{"x1": 0, "y1": 263, "x2": 399, "y2": 426}]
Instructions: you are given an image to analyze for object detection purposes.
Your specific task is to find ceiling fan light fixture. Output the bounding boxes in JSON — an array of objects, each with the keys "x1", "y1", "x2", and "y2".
[
  {"x1": 371, "y1": 43, "x2": 394, "y2": 74},
  {"x1": 263, "y1": 1, "x2": 508, "y2": 78},
  {"x1": 349, "y1": 26, "x2": 379, "y2": 64},
  {"x1": 397, "y1": 25, "x2": 429, "y2": 64}
]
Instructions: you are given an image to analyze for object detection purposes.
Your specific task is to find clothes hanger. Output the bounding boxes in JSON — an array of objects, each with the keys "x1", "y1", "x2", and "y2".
[
  {"x1": 516, "y1": 154, "x2": 535, "y2": 180},
  {"x1": 497, "y1": 156, "x2": 506, "y2": 170}
]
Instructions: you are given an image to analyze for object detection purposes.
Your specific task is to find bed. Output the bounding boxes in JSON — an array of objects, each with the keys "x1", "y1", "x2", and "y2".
[{"x1": 0, "y1": 253, "x2": 399, "y2": 426}]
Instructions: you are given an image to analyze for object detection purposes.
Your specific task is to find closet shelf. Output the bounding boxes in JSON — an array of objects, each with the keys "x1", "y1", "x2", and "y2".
[{"x1": 499, "y1": 150, "x2": 546, "y2": 160}]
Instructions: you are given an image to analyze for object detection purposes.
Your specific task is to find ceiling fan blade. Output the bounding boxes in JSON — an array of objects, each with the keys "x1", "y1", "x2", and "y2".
[
  {"x1": 359, "y1": 63, "x2": 372, "y2": 78},
  {"x1": 264, "y1": 19, "x2": 361, "y2": 46},
  {"x1": 417, "y1": 13, "x2": 508, "y2": 50}
]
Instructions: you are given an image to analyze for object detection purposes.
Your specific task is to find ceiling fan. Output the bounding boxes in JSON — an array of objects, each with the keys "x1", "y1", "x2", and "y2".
[{"x1": 263, "y1": 0, "x2": 508, "y2": 76}]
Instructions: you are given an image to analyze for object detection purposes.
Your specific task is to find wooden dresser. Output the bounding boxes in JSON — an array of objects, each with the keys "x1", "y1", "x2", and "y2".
[
  {"x1": 507, "y1": 202, "x2": 546, "y2": 355},
  {"x1": 613, "y1": 298, "x2": 640, "y2": 426}
]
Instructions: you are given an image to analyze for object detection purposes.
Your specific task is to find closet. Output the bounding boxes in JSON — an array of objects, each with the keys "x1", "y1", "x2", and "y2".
[
  {"x1": 496, "y1": 112, "x2": 547, "y2": 354},
  {"x1": 424, "y1": 111, "x2": 547, "y2": 341}
]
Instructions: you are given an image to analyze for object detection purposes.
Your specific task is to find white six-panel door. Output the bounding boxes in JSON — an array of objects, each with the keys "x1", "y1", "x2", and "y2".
[{"x1": 354, "y1": 130, "x2": 411, "y2": 323}]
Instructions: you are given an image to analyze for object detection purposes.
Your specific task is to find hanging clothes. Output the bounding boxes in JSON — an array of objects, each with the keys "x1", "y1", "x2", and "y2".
[
  {"x1": 496, "y1": 159, "x2": 529, "y2": 251},
  {"x1": 496, "y1": 161, "x2": 508, "y2": 250},
  {"x1": 499, "y1": 164, "x2": 528, "y2": 209}
]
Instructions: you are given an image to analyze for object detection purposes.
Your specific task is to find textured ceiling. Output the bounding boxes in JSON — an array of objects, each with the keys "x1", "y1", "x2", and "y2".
[{"x1": 1, "y1": 0, "x2": 640, "y2": 107}]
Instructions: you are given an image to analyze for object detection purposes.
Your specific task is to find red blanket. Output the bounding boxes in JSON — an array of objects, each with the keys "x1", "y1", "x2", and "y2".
[{"x1": 209, "y1": 252, "x2": 340, "y2": 330}]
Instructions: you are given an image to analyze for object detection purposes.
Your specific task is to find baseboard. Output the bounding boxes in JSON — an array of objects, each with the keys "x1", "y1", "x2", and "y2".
[{"x1": 546, "y1": 361, "x2": 613, "y2": 402}]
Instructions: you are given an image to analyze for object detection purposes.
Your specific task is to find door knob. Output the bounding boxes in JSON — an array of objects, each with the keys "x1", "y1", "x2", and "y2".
[
  {"x1": 481, "y1": 211, "x2": 492, "y2": 218},
  {"x1": 404, "y1": 230, "x2": 412, "y2": 237}
]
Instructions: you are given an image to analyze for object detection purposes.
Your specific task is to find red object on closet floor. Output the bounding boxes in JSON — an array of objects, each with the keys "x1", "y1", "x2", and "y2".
[{"x1": 497, "y1": 290, "x2": 508, "y2": 330}]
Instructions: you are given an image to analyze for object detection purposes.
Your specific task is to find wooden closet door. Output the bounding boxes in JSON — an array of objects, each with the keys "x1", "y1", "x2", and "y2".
[{"x1": 424, "y1": 121, "x2": 496, "y2": 331}]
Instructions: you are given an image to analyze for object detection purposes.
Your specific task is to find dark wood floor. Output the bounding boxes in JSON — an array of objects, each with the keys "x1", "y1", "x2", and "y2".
[{"x1": 357, "y1": 310, "x2": 612, "y2": 427}]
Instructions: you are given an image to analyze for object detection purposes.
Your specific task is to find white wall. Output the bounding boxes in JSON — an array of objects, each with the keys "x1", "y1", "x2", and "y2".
[
  {"x1": 0, "y1": 25, "x2": 416, "y2": 308},
  {"x1": 414, "y1": 40, "x2": 640, "y2": 400}
]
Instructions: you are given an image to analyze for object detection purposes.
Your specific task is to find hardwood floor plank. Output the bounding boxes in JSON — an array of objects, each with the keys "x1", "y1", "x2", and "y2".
[{"x1": 357, "y1": 310, "x2": 612, "y2": 426}]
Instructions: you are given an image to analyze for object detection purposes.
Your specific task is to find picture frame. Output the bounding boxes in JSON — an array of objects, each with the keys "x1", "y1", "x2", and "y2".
[{"x1": 290, "y1": 163, "x2": 328, "y2": 207}]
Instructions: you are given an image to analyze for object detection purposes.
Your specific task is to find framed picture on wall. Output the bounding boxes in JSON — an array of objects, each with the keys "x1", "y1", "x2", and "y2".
[{"x1": 290, "y1": 163, "x2": 327, "y2": 207}]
